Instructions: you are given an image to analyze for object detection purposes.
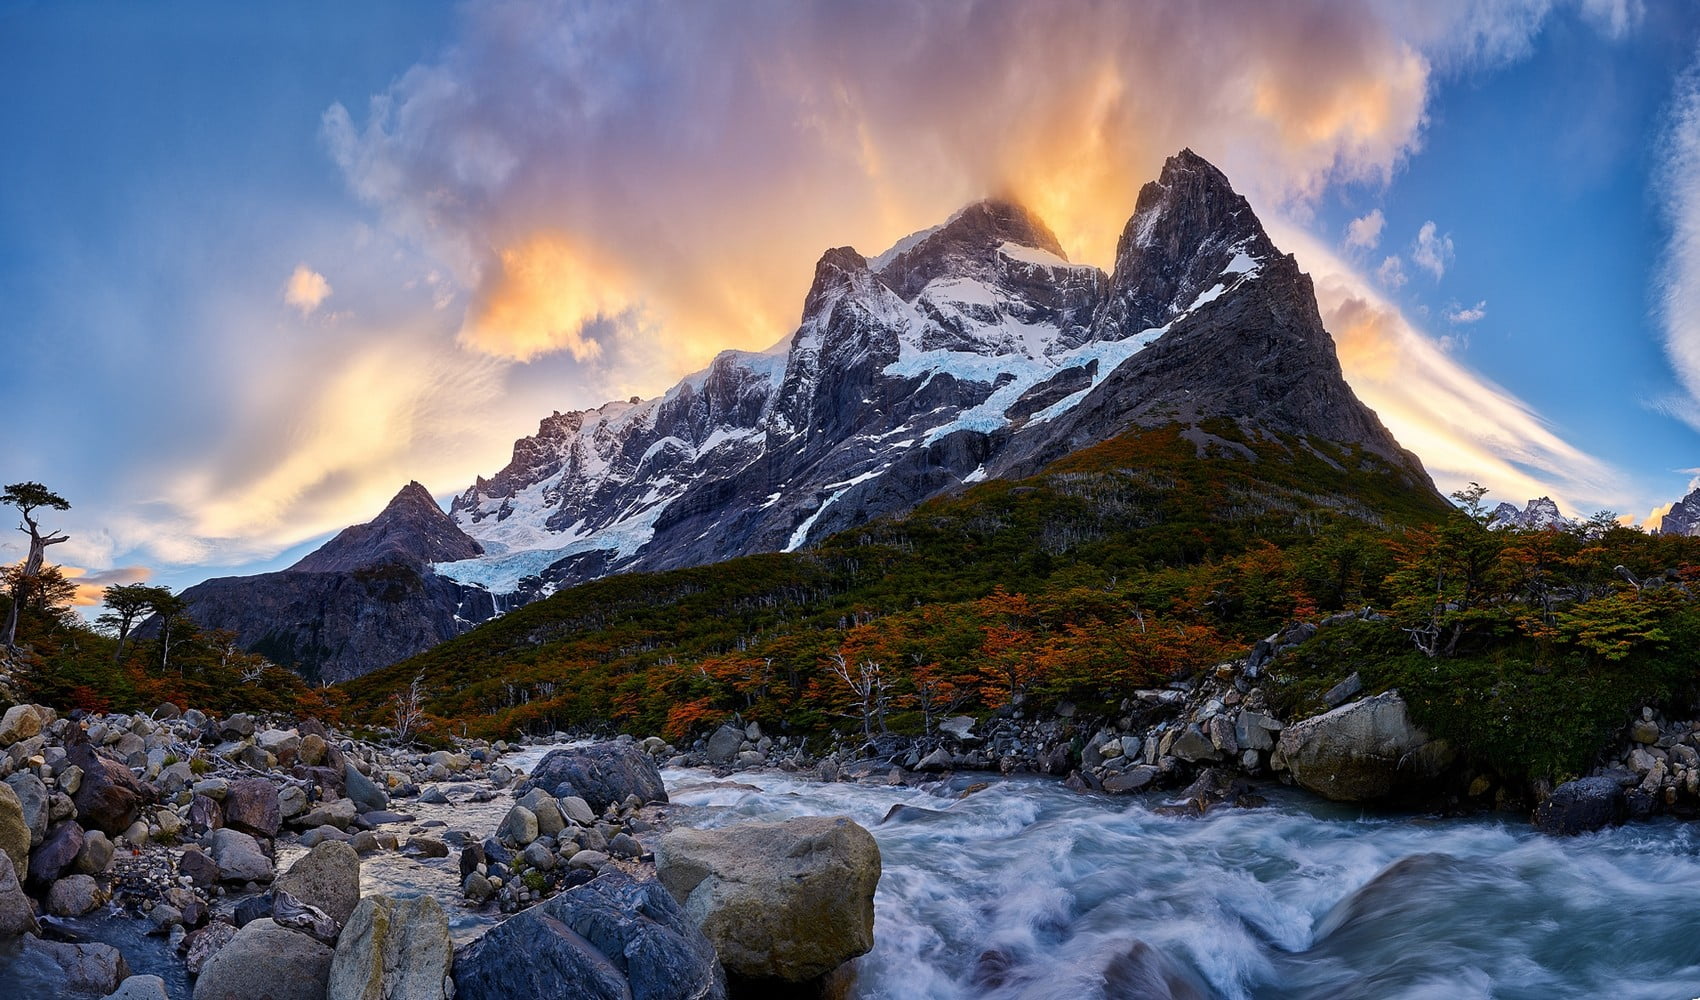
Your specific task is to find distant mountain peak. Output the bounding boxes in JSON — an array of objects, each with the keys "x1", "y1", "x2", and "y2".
[
  {"x1": 1657, "y1": 485, "x2": 1700, "y2": 536},
  {"x1": 291, "y1": 481, "x2": 482, "y2": 574},
  {"x1": 1489, "y1": 496, "x2": 1571, "y2": 531},
  {"x1": 875, "y1": 198, "x2": 1076, "y2": 302}
]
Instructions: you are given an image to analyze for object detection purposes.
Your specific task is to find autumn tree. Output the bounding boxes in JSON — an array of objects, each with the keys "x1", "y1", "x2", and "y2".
[
  {"x1": 2, "y1": 482, "x2": 70, "y2": 651},
  {"x1": 974, "y1": 588, "x2": 1045, "y2": 708},
  {"x1": 97, "y1": 583, "x2": 172, "y2": 665}
]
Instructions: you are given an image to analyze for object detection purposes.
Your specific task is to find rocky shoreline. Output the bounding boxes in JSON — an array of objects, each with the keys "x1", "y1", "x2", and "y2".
[{"x1": 0, "y1": 617, "x2": 1691, "y2": 998}]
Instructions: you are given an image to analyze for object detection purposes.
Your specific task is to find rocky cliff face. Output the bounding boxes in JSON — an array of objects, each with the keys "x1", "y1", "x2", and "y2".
[
  {"x1": 176, "y1": 484, "x2": 497, "y2": 684},
  {"x1": 187, "y1": 149, "x2": 1438, "y2": 681}
]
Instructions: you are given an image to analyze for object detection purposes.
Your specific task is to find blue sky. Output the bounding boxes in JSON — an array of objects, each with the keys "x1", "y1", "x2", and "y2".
[{"x1": 1, "y1": 0, "x2": 1698, "y2": 602}]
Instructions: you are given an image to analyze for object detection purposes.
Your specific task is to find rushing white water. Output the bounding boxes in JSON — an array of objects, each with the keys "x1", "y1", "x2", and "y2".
[
  {"x1": 662, "y1": 768, "x2": 1700, "y2": 1000},
  {"x1": 20, "y1": 747, "x2": 1700, "y2": 999}
]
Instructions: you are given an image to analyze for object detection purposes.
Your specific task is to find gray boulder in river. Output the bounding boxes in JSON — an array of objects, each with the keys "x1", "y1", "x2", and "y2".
[
  {"x1": 452, "y1": 871, "x2": 725, "y2": 1000},
  {"x1": 1532, "y1": 775, "x2": 1627, "y2": 835},
  {"x1": 515, "y1": 742, "x2": 668, "y2": 814},
  {"x1": 1273, "y1": 691, "x2": 1451, "y2": 802},
  {"x1": 328, "y1": 894, "x2": 453, "y2": 1000},
  {"x1": 657, "y1": 815, "x2": 881, "y2": 984},
  {"x1": 192, "y1": 918, "x2": 334, "y2": 1000}
]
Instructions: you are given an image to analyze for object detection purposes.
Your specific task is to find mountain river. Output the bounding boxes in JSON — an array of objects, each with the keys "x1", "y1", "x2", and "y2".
[{"x1": 23, "y1": 744, "x2": 1700, "y2": 999}]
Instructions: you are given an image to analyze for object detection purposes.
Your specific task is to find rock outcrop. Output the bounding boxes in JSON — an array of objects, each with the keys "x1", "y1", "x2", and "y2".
[
  {"x1": 657, "y1": 815, "x2": 880, "y2": 985},
  {"x1": 192, "y1": 917, "x2": 335, "y2": 1000},
  {"x1": 516, "y1": 743, "x2": 668, "y2": 814},
  {"x1": 327, "y1": 894, "x2": 453, "y2": 1000},
  {"x1": 1273, "y1": 692, "x2": 1451, "y2": 802},
  {"x1": 451, "y1": 872, "x2": 726, "y2": 1000}
]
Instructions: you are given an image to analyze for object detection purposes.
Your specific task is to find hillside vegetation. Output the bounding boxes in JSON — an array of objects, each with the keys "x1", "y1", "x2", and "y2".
[{"x1": 340, "y1": 421, "x2": 1455, "y2": 740}]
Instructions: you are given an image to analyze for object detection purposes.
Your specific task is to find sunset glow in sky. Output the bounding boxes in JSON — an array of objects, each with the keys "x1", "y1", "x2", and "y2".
[{"x1": 3, "y1": 0, "x2": 1699, "y2": 596}]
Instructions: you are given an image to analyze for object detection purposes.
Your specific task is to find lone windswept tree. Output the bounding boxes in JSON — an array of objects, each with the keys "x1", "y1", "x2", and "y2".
[
  {"x1": 2, "y1": 482, "x2": 70, "y2": 651},
  {"x1": 96, "y1": 582, "x2": 172, "y2": 665}
]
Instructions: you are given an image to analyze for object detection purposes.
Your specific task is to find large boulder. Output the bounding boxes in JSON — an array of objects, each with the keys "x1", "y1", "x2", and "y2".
[
  {"x1": 656, "y1": 815, "x2": 880, "y2": 984},
  {"x1": 0, "y1": 850, "x2": 38, "y2": 938},
  {"x1": 452, "y1": 871, "x2": 724, "y2": 1000},
  {"x1": 66, "y1": 739, "x2": 146, "y2": 836},
  {"x1": 516, "y1": 743, "x2": 667, "y2": 814},
  {"x1": 704, "y1": 725, "x2": 743, "y2": 765},
  {"x1": 0, "y1": 704, "x2": 49, "y2": 746},
  {"x1": 207, "y1": 828, "x2": 274, "y2": 884},
  {"x1": 192, "y1": 918, "x2": 334, "y2": 1000},
  {"x1": 0, "y1": 782, "x2": 30, "y2": 881},
  {"x1": 6, "y1": 773, "x2": 49, "y2": 845},
  {"x1": 17, "y1": 935, "x2": 129, "y2": 995},
  {"x1": 276, "y1": 841, "x2": 361, "y2": 928},
  {"x1": 327, "y1": 894, "x2": 452, "y2": 1000},
  {"x1": 28, "y1": 820, "x2": 85, "y2": 889},
  {"x1": 223, "y1": 778, "x2": 282, "y2": 839},
  {"x1": 46, "y1": 873, "x2": 105, "y2": 916},
  {"x1": 1532, "y1": 776, "x2": 1627, "y2": 835},
  {"x1": 1274, "y1": 692, "x2": 1450, "y2": 802}
]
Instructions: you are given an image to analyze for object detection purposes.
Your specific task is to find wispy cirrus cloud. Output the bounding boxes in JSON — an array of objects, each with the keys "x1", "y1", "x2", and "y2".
[
  {"x1": 1656, "y1": 45, "x2": 1700, "y2": 434},
  {"x1": 1411, "y1": 220, "x2": 1455, "y2": 279}
]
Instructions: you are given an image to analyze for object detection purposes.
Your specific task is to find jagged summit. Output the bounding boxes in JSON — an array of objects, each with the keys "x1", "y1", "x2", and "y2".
[
  {"x1": 292, "y1": 481, "x2": 482, "y2": 574},
  {"x1": 1489, "y1": 497, "x2": 1571, "y2": 531},
  {"x1": 1657, "y1": 486, "x2": 1700, "y2": 536},
  {"x1": 874, "y1": 199, "x2": 1073, "y2": 300}
]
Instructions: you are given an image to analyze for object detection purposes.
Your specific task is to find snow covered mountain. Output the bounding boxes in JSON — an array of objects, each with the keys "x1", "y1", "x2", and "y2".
[
  {"x1": 181, "y1": 149, "x2": 1434, "y2": 680},
  {"x1": 1488, "y1": 497, "x2": 1573, "y2": 531},
  {"x1": 1656, "y1": 485, "x2": 1700, "y2": 536},
  {"x1": 437, "y1": 150, "x2": 1428, "y2": 602}
]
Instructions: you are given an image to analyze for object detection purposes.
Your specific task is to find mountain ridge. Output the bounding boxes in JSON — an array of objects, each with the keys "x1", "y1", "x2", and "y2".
[{"x1": 181, "y1": 149, "x2": 1440, "y2": 681}]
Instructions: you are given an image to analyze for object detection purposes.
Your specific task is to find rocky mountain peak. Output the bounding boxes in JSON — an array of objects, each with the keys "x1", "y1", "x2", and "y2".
[
  {"x1": 292, "y1": 481, "x2": 482, "y2": 574},
  {"x1": 1489, "y1": 496, "x2": 1571, "y2": 531},
  {"x1": 1657, "y1": 485, "x2": 1700, "y2": 536},
  {"x1": 876, "y1": 198, "x2": 1070, "y2": 301},
  {"x1": 1097, "y1": 148, "x2": 1279, "y2": 336}
]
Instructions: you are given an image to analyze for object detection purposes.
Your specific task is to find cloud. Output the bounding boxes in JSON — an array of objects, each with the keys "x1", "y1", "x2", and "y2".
[
  {"x1": 1376, "y1": 255, "x2": 1408, "y2": 287},
  {"x1": 1656, "y1": 47, "x2": 1700, "y2": 434},
  {"x1": 1446, "y1": 300, "x2": 1487, "y2": 323},
  {"x1": 1345, "y1": 208, "x2": 1386, "y2": 250},
  {"x1": 59, "y1": 565, "x2": 151, "y2": 607},
  {"x1": 1411, "y1": 220, "x2": 1454, "y2": 279},
  {"x1": 1269, "y1": 220, "x2": 1628, "y2": 515},
  {"x1": 61, "y1": 0, "x2": 1639, "y2": 579},
  {"x1": 284, "y1": 264, "x2": 332, "y2": 314}
]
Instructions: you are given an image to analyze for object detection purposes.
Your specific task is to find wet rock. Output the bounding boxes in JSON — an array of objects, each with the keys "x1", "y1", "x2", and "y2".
[
  {"x1": 705, "y1": 725, "x2": 744, "y2": 765},
  {"x1": 275, "y1": 840, "x2": 361, "y2": 928},
  {"x1": 1103, "y1": 766, "x2": 1160, "y2": 794},
  {"x1": 1234, "y1": 711, "x2": 1280, "y2": 752},
  {"x1": 192, "y1": 918, "x2": 333, "y2": 1000},
  {"x1": 402, "y1": 837, "x2": 448, "y2": 859},
  {"x1": 657, "y1": 814, "x2": 880, "y2": 984},
  {"x1": 1275, "y1": 692, "x2": 1449, "y2": 802},
  {"x1": 207, "y1": 828, "x2": 274, "y2": 884},
  {"x1": 20, "y1": 934, "x2": 129, "y2": 995},
  {"x1": 182, "y1": 921, "x2": 238, "y2": 975},
  {"x1": 46, "y1": 873, "x2": 105, "y2": 916},
  {"x1": 517, "y1": 743, "x2": 668, "y2": 813},
  {"x1": 452, "y1": 871, "x2": 725, "y2": 1000},
  {"x1": 0, "y1": 851, "x2": 38, "y2": 938},
  {"x1": 1533, "y1": 776, "x2": 1626, "y2": 835},
  {"x1": 102, "y1": 974, "x2": 172, "y2": 1000},
  {"x1": 327, "y1": 894, "x2": 453, "y2": 1000},
  {"x1": 1102, "y1": 940, "x2": 1212, "y2": 1000},
  {"x1": 222, "y1": 778, "x2": 282, "y2": 838}
]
